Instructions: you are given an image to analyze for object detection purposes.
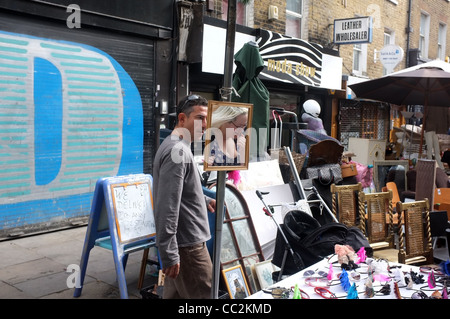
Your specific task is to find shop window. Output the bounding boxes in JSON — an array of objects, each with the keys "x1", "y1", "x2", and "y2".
[{"x1": 338, "y1": 100, "x2": 390, "y2": 150}]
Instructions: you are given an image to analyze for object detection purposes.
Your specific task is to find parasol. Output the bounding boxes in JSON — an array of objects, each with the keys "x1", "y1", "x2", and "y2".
[{"x1": 349, "y1": 60, "x2": 450, "y2": 156}]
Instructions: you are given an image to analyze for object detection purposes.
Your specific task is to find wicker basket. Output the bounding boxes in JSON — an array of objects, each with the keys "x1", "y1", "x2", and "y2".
[{"x1": 270, "y1": 148, "x2": 306, "y2": 182}]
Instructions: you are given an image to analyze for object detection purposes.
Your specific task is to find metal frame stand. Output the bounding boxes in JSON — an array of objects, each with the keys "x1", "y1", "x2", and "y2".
[
  {"x1": 256, "y1": 190, "x2": 304, "y2": 281},
  {"x1": 283, "y1": 146, "x2": 338, "y2": 223}
]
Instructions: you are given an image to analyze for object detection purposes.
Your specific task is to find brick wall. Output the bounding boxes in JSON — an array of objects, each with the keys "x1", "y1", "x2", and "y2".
[
  {"x1": 253, "y1": 0, "x2": 286, "y2": 34},
  {"x1": 412, "y1": 0, "x2": 450, "y2": 60},
  {"x1": 307, "y1": 0, "x2": 411, "y2": 77}
]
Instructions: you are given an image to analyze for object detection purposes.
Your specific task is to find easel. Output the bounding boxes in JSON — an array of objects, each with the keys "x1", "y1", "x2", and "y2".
[{"x1": 74, "y1": 174, "x2": 159, "y2": 299}]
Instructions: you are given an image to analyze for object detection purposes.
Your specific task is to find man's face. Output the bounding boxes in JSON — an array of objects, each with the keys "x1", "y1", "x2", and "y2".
[{"x1": 179, "y1": 105, "x2": 208, "y2": 142}]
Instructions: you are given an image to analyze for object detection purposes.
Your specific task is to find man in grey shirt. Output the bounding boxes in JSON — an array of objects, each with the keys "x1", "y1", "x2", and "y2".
[{"x1": 153, "y1": 94, "x2": 215, "y2": 299}]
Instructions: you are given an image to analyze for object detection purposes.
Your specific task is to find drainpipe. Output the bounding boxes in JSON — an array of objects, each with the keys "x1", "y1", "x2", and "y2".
[{"x1": 405, "y1": 0, "x2": 413, "y2": 68}]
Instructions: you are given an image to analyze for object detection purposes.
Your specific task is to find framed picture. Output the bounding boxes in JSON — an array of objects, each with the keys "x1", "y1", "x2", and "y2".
[
  {"x1": 254, "y1": 260, "x2": 275, "y2": 290},
  {"x1": 373, "y1": 160, "x2": 409, "y2": 193},
  {"x1": 222, "y1": 265, "x2": 250, "y2": 299},
  {"x1": 204, "y1": 100, "x2": 253, "y2": 171}
]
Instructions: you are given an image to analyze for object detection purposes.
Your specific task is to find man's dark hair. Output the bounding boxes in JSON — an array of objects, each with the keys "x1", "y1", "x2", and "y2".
[{"x1": 176, "y1": 94, "x2": 208, "y2": 122}]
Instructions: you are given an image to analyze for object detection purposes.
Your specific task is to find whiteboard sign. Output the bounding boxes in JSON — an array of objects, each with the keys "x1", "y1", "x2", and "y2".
[{"x1": 111, "y1": 181, "x2": 155, "y2": 243}]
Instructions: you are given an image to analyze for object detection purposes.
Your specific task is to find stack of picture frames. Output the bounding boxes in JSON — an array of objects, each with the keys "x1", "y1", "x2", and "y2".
[{"x1": 210, "y1": 182, "x2": 278, "y2": 299}]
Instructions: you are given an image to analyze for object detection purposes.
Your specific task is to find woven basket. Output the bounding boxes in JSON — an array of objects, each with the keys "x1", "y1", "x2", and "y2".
[
  {"x1": 405, "y1": 207, "x2": 425, "y2": 255},
  {"x1": 270, "y1": 149, "x2": 306, "y2": 181},
  {"x1": 337, "y1": 190, "x2": 357, "y2": 227}
]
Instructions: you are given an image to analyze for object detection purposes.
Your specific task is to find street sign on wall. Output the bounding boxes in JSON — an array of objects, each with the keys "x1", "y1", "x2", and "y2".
[
  {"x1": 334, "y1": 16, "x2": 373, "y2": 45},
  {"x1": 379, "y1": 44, "x2": 404, "y2": 73}
]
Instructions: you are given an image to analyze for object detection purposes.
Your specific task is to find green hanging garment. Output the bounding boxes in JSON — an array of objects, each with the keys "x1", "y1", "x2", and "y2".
[{"x1": 232, "y1": 42, "x2": 270, "y2": 159}]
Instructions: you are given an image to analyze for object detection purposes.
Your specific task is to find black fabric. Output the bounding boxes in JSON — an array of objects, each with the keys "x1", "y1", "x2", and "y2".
[
  {"x1": 346, "y1": 227, "x2": 373, "y2": 257},
  {"x1": 272, "y1": 210, "x2": 370, "y2": 275},
  {"x1": 300, "y1": 178, "x2": 335, "y2": 225},
  {"x1": 441, "y1": 150, "x2": 450, "y2": 166}
]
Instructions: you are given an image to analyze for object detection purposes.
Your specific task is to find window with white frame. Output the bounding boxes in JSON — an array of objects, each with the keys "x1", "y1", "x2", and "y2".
[
  {"x1": 353, "y1": 43, "x2": 367, "y2": 76},
  {"x1": 353, "y1": 44, "x2": 362, "y2": 72},
  {"x1": 286, "y1": 0, "x2": 303, "y2": 38},
  {"x1": 383, "y1": 30, "x2": 395, "y2": 75},
  {"x1": 438, "y1": 23, "x2": 447, "y2": 60},
  {"x1": 419, "y1": 13, "x2": 430, "y2": 59}
]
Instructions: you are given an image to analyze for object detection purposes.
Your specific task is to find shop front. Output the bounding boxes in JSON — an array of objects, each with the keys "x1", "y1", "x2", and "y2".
[
  {"x1": 184, "y1": 16, "x2": 344, "y2": 156},
  {"x1": 178, "y1": 15, "x2": 350, "y2": 291}
]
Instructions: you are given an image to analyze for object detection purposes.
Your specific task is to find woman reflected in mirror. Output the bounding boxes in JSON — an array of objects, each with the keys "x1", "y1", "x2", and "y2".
[{"x1": 206, "y1": 106, "x2": 248, "y2": 167}]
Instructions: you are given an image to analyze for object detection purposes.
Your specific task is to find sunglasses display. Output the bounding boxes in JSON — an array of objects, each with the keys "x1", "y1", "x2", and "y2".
[{"x1": 255, "y1": 254, "x2": 449, "y2": 300}]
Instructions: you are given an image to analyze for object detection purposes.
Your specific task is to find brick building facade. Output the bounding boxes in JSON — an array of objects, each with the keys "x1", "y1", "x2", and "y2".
[
  {"x1": 192, "y1": 0, "x2": 450, "y2": 146},
  {"x1": 204, "y1": 0, "x2": 450, "y2": 80}
]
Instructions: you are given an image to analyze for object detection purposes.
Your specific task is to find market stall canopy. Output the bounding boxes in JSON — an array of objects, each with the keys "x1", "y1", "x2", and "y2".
[
  {"x1": 348, "y1": 60, "x2": 450, "y2": 155},
  {"x1": 349, "y1": 60, "x2": 450, "y2": 107}
]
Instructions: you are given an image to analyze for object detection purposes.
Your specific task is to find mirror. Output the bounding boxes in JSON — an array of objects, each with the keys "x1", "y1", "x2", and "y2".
[
  {"x1": 373, "y1": 160, "x2": 409, "y2": 194},
  {"x1": 204, "y1": 100, "x2": 253, "y2": 171},
  {"x1": 209, "y1": 183, "x2": 264, "y2": 294}
]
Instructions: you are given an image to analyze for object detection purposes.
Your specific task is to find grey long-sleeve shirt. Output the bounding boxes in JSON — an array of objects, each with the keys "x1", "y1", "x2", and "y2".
[{"x1": 153, "y1": 135, "x2": 211, "y2": 268}]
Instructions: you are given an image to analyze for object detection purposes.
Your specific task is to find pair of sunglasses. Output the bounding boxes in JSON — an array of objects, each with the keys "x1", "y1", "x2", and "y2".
[
  {"x1": 420, "y1": 266, "x2": 445, "y2": 276},
  {"x1": 304, "y1": 269, "x2": 330, "y2": 287},
  {"x1": 411, "y1": 291, "x2": 429, "y2": 299},
  {"x1": 303, "y1": 269, "x2": 328, "y2": 277},
  {"x1": 263, "y1": 286, "x2": 311, "y2": 299},
  {"x1": 177, "y1": 94, "x2": 200, "y2": 115},
  {"x1": 314, "y1": 287, "x2": 337, "y2": 299}
]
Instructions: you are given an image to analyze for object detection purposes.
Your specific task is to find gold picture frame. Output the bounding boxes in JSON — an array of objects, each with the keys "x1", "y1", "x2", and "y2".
[
  {"x1": 204, "y1": 100, "x2": 253, "y2": 171},
  {"x1": 222, "y1": 264, "x2": 251, "y2": 299}
]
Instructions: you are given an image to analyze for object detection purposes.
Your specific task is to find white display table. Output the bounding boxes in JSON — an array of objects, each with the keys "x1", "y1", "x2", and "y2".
[{"x1": 248, "y1": 255, "x2": 447, "y2": 299}]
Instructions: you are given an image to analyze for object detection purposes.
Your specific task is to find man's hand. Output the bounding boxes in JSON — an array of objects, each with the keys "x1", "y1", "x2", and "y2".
[
  {"x1": 207, "y1": 199, "x2": 216, "y2": 212},
  {"x1": 163, "y1": 263, "x2": 180, "y2": 279}
]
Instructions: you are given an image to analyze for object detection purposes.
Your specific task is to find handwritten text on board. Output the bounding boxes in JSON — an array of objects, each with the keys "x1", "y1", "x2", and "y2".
[{"x1": 112, "y1": 182, "x2": 155, "y2": 243}]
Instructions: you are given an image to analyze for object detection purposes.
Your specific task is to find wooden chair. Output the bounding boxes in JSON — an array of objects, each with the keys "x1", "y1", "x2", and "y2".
[
  {"x1": 385, "y1": 182, "x2": 400, "y2": 208},
  {"x1": 415, "y1": 159, "x2": 436, "y2": 206},
  {"x1": 434, "y1": 188, "x2": 450, "y2": 221},
  {"x1": 360, "y1": 190, "x2": 395, "y2": 251},
  {"x1": 330, "y1": 183, "x2": 364, "y2": 230},
  {"x1": 396, "y1": 199, "x2": 434, "y2": 265}
]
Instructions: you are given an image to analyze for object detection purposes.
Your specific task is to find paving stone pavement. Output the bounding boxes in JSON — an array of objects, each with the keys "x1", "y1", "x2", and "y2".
[{"x1": 0, "y1": 226, "x2": 158, "y2": 299}]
